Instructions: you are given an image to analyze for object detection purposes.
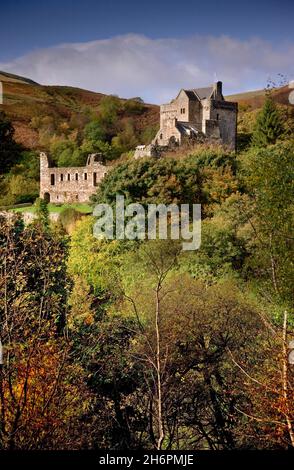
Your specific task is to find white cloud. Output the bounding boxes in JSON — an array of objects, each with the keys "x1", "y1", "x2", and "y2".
[{"x1": 1, "y1": 34, "x2": 293, "y2": 103}]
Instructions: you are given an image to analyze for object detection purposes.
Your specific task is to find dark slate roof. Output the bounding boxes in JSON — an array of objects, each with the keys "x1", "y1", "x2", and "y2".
[
  {"x1": 183, "y1": 89, "x2": 199, "y2": 100},
  {"x1": 191, "y1": 86, "x2": 214, "y2": 100}
]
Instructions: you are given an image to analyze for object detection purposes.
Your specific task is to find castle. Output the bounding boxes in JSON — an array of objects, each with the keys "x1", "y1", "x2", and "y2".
[
  {"x1": 39, "y1": 82, "x2": 237, "y2": 202},
  {"x1": 135, "y1": 81, "x2": 237, "y2": 157},
  {"x1": 39, "y1": 152, "x2": 108, "y2": 203}
]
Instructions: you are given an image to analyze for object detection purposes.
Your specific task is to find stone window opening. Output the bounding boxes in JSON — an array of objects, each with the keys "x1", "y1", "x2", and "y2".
[
  {"x1": 67, "y1": 174, "x2": 70, "y2": 181},
  {"x1": 217, "y1": 113, "x2": 219, "y2": 120},
  {"x1": 160, "y1": 133, "x2": 163, "y2": 139},
  {"x1": 84, "y1": 173, "x2": 87, "y2": 180},
  {"x1": 50, "y1": 174, "x2": 55, "y2": 186},
  {"x1": 93, "y1": 172, "x2": 98, "y2": 187},
  {"x1": 75, "y1": 173, "x2": 78, "y2": 181}
]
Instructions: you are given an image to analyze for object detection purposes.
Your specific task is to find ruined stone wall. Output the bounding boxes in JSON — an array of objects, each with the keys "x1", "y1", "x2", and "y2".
[
  {"x1": 134, "y1": 144, "x2": 158, "y2": 159},
  {"x1": 40, "y1": 153, "x2": 108, "y2": 203}
]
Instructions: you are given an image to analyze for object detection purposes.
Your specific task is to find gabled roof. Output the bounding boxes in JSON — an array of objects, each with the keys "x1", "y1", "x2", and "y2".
[
  {"x1": 182, "y1": 89, "x2": 199, "y2": 101},
  {"x1": 190, "y1": 86, "x2": 214, "y2": 100},
  {"x1": 174, "y1": 83, "x2": 223, "y2": 103}
]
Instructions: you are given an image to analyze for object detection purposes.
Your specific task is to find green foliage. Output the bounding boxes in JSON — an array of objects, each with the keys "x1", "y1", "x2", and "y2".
[
  {"x1": 50, "y1": 139, "x2": 85, "y2": 167},
  {"x1": 181, "y1": 215, "x2": 247, "y2": 279},
  {"x1": 123, "y1": 98, "x2": 145, "y2": 115},
  {"x1": 140, "y1": 125, "x2": 158, "y2": 144},
  {"x1": 34, "y1": 197, "x2": 49, "y2": 229},
  {"x1": 243, "y1": 140, "x2": 294, "y2": 303},
  {"x1": 83, "y1": 119, "x2": 106, "y2": 142},
  {"x1": 112, "y1": 120, "x2": 139, "y2": 153},
  {"x1": 0, "y1": 111, "x2": 22, "y2": 173},
  {"x1": 10, "y1": 150, "x2": 40, "y2": 180},
  {"x1": 67, "y1": 217, "x2": 126, "y2": 298},
  {"x1": 93, "y1": 155, "x2": 203, "y2": 208},
  {"x1": 58, "y1": 207, "x2": 83, "y2": 233},
  {"x1": 251, "y1": 98, "x2": 285, "y2": 147},
  {"x1": 80, "y1": 138, "x2": 119, "y2": 161}
]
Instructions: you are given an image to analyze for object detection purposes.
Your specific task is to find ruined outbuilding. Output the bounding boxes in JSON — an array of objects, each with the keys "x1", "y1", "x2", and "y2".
[{"x1": 40, "y1": 152, "x2": 108, "y2": 203}]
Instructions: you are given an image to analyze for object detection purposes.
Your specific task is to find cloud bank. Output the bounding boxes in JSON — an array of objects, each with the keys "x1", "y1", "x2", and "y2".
[{"x1": 1, "y1": 34, "x2": 293, "y2": 103}]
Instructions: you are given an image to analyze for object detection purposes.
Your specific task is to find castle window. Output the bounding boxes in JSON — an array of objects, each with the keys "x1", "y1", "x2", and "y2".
[
  {"x1": 60, "y1": 174, "x2": 63, "y2": 182},
  {"x1": 67, "y1": 174, "x2": 70, "y2": 181},
  {"x1": 84, "y1": 173, "x2": 87, "y2": 180},
  {"x1": 160, "y1": 133, "x2": 163, "y2": 139},
  {"x1": 217, "y1": 113, "x2": 219, "y2": 120},
  {"x1": 50, "y1": 174, "x2": 55, "y2": 186},
  {"x1": 93, "y1": 172, "x2": 98, "y2": 186},
  {"x1": 75, "y1": 173, "x2": 78, "y2": 181}
]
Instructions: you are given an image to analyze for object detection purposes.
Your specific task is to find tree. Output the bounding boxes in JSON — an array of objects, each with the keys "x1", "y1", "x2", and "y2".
[
  {"x1": 0, "y1": 112, "x2": 22, "y2": 173},
  {"x1": 93, "y1": 156, "x2": 204, "y2": 209},
  {"x1": 34, "y1": 197, "x2": 50, "y2": 230},
  {"x1": 243, "y1": 140, "x2": 294, "y2": 303},
  {"x1": 251, "y1": 98, "x2": 284, "y2": 147},
  {"x1": 0, "y1": 216, "x2": 89, "y2": 449},
  {"x1": 120, "y1": 240, "x2": 272, "y2": 449},
  {"x1": 83, "y1": 119, "x2": 106, "y2": 142}
]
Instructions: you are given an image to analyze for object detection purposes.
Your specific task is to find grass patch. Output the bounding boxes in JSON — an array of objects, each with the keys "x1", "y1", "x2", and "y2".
[{"x1": 11, "y1": 203, "x2": 93, "y2": 214}]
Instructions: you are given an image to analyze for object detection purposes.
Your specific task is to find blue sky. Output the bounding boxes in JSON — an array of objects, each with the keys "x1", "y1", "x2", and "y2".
[{"x1": 1, "y1": 0, "x2": 293, "y2": 102}]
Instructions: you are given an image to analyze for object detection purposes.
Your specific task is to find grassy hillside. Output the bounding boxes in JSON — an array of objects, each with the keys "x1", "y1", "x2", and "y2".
[
  {"x1": 0, "y1": 72, "x2": 159, "y2": 149},
  {"x1": 226, "y1": 85, "x2": 291, "y2": 109},
  {"x1": 0, "y1": 72, "x2": 293, "y2": 157}
]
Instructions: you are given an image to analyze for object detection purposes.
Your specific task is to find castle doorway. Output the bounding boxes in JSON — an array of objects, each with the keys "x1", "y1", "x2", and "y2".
[{"x1": 44, "y1": 192, "x2": 50, "y2": 203}]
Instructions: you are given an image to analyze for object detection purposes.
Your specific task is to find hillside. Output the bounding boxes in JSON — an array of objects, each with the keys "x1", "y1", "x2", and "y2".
[
  {"x1": 226, "y1": 85, "x2": 291, "y2": 109},
  {"x1": 0, "y1": 72, "x2": 292, "y2": 151},
  {"x1": 0, "y1": 72, "x2": 159, "y2": 149}
]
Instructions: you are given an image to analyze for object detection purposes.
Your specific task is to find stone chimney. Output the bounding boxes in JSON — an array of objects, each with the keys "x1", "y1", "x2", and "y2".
[{"x1": 213, "y1": 81, "x2": 223, "y2": 99}]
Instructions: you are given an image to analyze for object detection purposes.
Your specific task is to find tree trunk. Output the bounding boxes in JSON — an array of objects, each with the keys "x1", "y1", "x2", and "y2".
[
  {"x1": 282, "y1": 310, "x2": 294, "y2": 447},
  {"x1": 155, "y1": 285, "x2": 164, "y2": 450}
]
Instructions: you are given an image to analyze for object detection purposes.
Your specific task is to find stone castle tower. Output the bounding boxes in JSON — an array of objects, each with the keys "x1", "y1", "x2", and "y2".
[{"x1": 153, "y1": 81, "x2": 238, "y2": 149}]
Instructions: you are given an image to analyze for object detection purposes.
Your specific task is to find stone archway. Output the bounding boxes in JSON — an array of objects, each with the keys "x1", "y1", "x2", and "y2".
[{"x1": 43, "y1": 192, "x2": 50, "y2": 203}]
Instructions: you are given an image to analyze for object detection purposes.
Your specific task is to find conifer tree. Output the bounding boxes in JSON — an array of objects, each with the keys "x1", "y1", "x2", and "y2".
[{"x1": 251, "y1": 98, "x2": 284, "y2": 147}]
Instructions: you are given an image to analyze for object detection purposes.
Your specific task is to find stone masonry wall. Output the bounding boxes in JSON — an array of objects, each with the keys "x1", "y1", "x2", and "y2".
[{"x1": 40, "y1": 153, "x2": 108, "y2": 203}]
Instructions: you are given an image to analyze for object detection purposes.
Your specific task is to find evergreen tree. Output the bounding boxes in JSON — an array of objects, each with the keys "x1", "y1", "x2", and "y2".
[
  {"x1": 251, "y1": 98, "x2": 284, "y2": 147},
  {"x1": 34, "y1": 197, "x2": 49, "y2": 229},
  {"x1": 0, "y1": 112, "x2": 22, "y2": 173}
]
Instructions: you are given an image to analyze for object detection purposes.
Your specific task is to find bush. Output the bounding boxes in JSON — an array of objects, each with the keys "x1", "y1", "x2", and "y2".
[{"x1": 59, "y1": 208, "x2": 83, "y2": 233}]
